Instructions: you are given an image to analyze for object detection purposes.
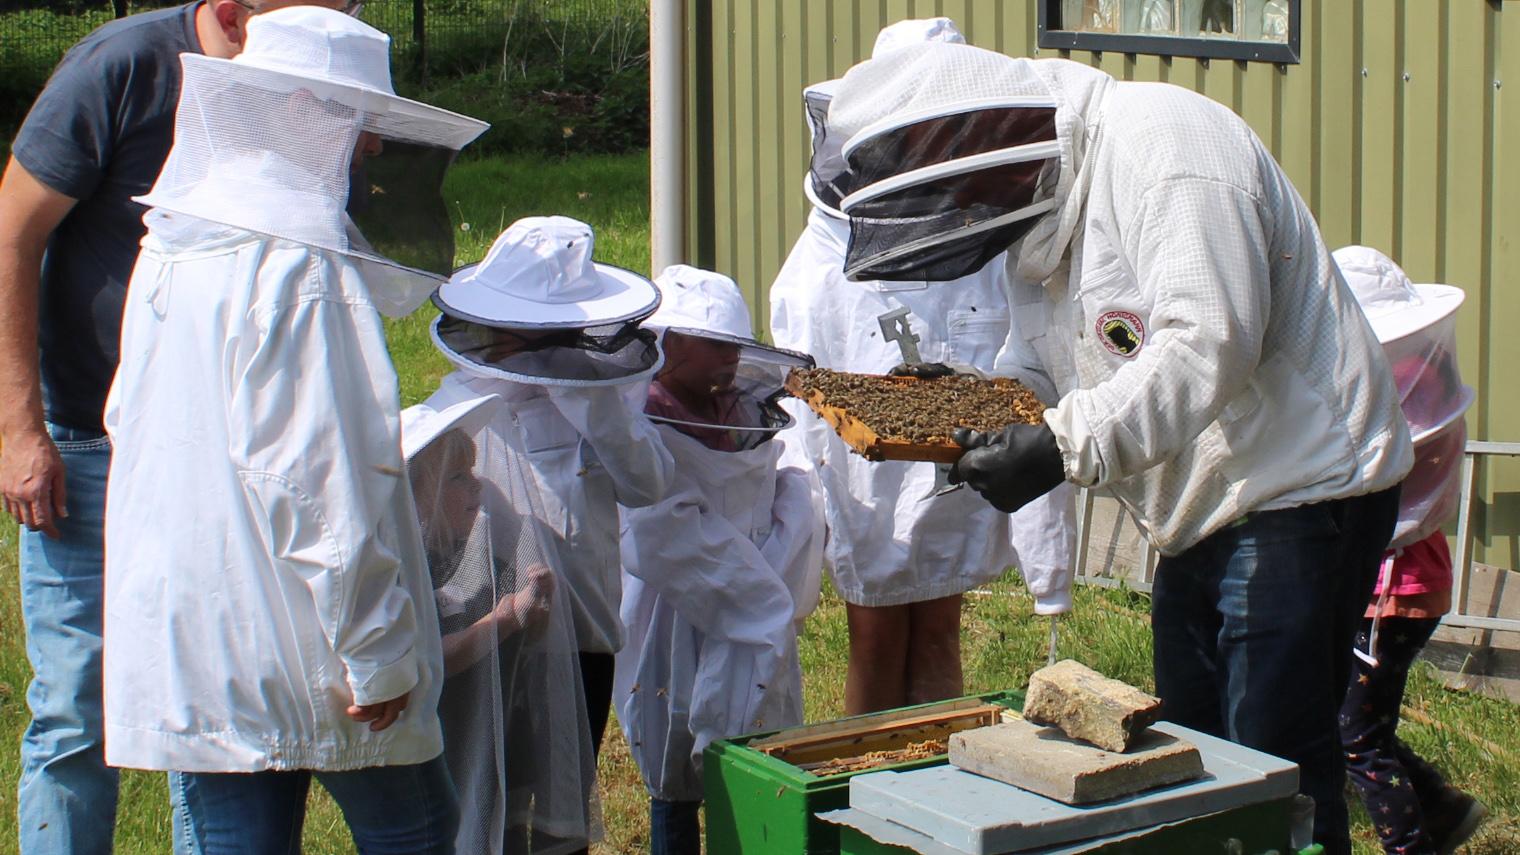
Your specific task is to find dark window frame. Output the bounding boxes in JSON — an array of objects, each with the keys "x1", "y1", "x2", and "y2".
[{"x1": 1037, "y1": 0, "x2": 1301, "y2": 64}]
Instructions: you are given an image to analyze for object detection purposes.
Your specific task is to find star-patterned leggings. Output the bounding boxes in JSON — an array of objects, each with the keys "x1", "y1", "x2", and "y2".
[{"x1": 1339, "y1": 616, "x2": 1446, "y2": 855}]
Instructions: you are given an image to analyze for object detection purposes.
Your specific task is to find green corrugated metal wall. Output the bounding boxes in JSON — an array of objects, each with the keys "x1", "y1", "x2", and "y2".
[{"x1": 682, "y1": 0, "x2": 1520, "y2": 567}]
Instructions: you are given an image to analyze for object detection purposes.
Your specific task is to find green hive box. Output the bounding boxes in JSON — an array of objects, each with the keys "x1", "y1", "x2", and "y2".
[
  {"x1": 704, "y1": 692, "x2": 1023, "y2": 855},
  {"x1": 834, "y1": 798, "x2": 1323, "y2": 854}
]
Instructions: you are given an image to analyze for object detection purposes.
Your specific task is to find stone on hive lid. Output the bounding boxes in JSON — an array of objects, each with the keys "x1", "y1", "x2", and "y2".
[{"x1": 1022, "y1": 659, "x2": 1161, "y2": 752}]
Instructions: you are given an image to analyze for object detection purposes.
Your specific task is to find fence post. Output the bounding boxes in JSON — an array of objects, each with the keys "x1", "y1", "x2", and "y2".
[
  {"x1": 412, "y1": 0, "x2": 427, "y2": 83},
  {"x1": 113, "y1": 0, "x2": 127, "y2": 18}
]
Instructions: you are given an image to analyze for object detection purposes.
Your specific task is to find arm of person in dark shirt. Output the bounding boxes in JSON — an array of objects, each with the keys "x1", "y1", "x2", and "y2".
[{"x1": 0, "y1": 157, "x2": 78, "y2": 538}]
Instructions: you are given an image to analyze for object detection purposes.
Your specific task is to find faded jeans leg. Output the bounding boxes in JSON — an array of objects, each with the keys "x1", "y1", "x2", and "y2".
[{"x1": 16, "y1": 424, "x2": 115, "y2": 855}]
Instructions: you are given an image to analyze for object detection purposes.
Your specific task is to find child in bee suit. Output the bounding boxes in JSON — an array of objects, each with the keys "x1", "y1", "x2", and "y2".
[
  {"x1": 428, "y1": 215, "x2": 675, "y2": 785},
  {"x1": 99, "y1": 7, "x2": 487, "y2": 848},
  {"x1": 769, "y1": 16, "x2": 1076, "y2": 715},
  {"x1": 403, "y1": 393, "x2": 600, "y2": 854},
  {"x1": 615, "y1": 265, "x2": 825, "y2": 855},
  {"x1": 1332, "y1": 246, "x2": 1487, "y2": 855}
]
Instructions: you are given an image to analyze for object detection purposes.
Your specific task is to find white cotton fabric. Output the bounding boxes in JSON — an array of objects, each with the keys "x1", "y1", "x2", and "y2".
[
  {"x1": 770, "y1": 207, "x2": 1076, "y2": 610},
  {"x1": 833, "y1": 45, "x2": 1414, "y2": 554},
  {"x1": 103, "y1": 217, "x2": 442, "y2": 772},
  {"x1": 426, "y1": 362, "x2": 673, "y2": 654},
  {"x1": 615, "y1": 425, "x2": 824, "y2": 801}
]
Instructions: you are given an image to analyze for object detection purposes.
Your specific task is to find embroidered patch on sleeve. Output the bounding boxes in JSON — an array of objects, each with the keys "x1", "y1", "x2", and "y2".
[{"x1": 1096, "y1": 310, "x2": 1145, "y2": 358}]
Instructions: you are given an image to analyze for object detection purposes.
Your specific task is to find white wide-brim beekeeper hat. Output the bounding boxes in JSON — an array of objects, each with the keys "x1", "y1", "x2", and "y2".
[
  {"x1": 436, "y1": 216, "x2": 659, "y2": 328},
  {"x1": 648, "y1": 264, "x2": 758, "y2": 344},
  {"x1": 1334, "y1": 245, "x2": 1474, "y2": 444},
  {"x1": 401, "y1": 394, "x2": 503, "y2": 462},
  {"x1": 135, "y1": 5, "x2": 488, "y2": 303}
]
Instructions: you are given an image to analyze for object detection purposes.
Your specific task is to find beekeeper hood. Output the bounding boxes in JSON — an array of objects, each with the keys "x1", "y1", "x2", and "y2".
[
  {"x1": 433, "y1": 216, "x2": 663, "y2": 387},
  {"x1": 648, "y1": 265, "x2": 813, "y2": 450},
  {"x1": 827, "y1": 42, "x2": 1112, "y2": 282},
  {"x1": 404, "y1": 392, "x2": 601, "y2": 852},
  {"x1": 1335, "y1": 246, "x2": 1473, "y2": 548},
  {"x1": 136, "y1": 6, "x2": 488, "y2": 316},
  {"x1": 804, "y1": 18, "x2": 968, "y2": 216}
]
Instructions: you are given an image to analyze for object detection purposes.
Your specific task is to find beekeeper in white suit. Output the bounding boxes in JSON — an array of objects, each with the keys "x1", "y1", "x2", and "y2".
[
  {"x1": 770, "y1": 18, "x2": 1076, "y2": 716},
  {"x1": 616, "y1": 265, "x2": 823, "y2": 855},
  {"x1": 826, "y1": 43, "x2": 1413, "y2": 855},
  {"x1": 101, "y1": 7, "x2": 486, "y2": 849},
  {"x1": 428, "y1": 215, "x2": 675, "y2": 775}
]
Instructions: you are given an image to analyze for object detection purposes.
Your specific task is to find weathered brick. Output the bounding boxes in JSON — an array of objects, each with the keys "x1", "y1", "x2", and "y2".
[
  {"x1": 949, "y1": 719, "x2": 1204, "y2": 805},
  {"x1": 1022, "y1": 659, "x2": 1161, "y2": 752}
]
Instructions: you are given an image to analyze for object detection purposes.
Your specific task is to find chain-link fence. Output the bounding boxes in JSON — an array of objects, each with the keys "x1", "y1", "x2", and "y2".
[{"x1": 1, "y1": 0, "x2": 649, "y2": 140}]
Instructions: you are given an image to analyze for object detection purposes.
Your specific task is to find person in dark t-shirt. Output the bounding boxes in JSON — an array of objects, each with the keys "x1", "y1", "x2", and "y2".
[{"x1": 0, "y1": 0, "x2": 348, "y2": 850}]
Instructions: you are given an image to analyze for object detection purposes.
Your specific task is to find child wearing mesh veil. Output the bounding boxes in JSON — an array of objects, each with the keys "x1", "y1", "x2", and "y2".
[
  {"x1": 99, "y1": 6, "x2": 486, "y2": 849},
  {"x1": 403, "y1": 394, "x2": 600, "y2": 855},
  {"x1": 615, "y1": 265, "x2": 824, "y2": 854},
  {"x1": 429, "y1": 215, "x2": 673, "y2": 850}
]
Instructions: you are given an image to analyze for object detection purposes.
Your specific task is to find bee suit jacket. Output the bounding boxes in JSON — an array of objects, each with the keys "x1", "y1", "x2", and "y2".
[
  {"x1": 828, "y1": 46, "x2": 1414, "y2": 554},
  {"x1": 102, "y1": 218, "x2": 444, "y2": 772},
  {"x1": 615, "y1": 425, "x2": 825, "y2": 802},
  {"x1": 770, "y1": 205, "x2": 1076, "y2": 610}
]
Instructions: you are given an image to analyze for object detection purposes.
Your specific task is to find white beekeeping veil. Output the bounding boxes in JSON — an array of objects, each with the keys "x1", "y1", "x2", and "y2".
[
  {"x1": 403, "y1": 393, "x2": 600, "y2": 854},
  {"x1": 803, "y1": 17, "x2": 968, "y2": 217},
  {"x1": 827, "y1": 43, "x2": 1112, "y2": 283},
  {"x1": 136, "y1": 6, "x2": 487, "y2": 316},
  {"x1": 1334, "y1": 246, "x2": 1473, "y2": 549},
  {"x1": 433, "y1": 216, "x2": 665, "y2": 388},
  {"x1": 647, "y1": 265, "x2": 813, "y2": 451}
]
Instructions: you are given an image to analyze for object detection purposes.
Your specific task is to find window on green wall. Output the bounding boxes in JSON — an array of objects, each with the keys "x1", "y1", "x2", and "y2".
[{"x1": 1039, "y1": 0, "x2": 1300, "y2": 64}]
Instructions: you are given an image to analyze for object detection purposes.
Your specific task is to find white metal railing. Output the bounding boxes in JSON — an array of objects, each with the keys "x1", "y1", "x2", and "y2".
[{"x1": 1446, "y1": 440, "x2": 1520, "y2": 633}]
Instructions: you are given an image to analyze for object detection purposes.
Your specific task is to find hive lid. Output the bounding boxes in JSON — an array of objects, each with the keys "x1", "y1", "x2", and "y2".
[{"x1": 834, "y1": 722, "x2": 1297, "y2": 854}]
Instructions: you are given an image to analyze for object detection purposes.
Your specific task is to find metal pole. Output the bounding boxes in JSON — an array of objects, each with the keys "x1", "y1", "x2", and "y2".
[{"x1": 650, "y1": 0, "x2": 686, "y2": 274}]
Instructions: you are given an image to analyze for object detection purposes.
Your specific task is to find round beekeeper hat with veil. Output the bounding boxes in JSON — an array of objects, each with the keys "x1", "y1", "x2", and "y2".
[
  {"x1": 136, "y1": 6, "x2": 488, "y2": 314},
  {"x1": 803, "y1": 17, "x2": 968, "y2": 217},
  {"x1": 403, "y1": 391, "x2": 601, "y2": 853},
  {"x1": 827, "y1": 43, "x2": 1113, "y2": 284},
  {"x1": 646, "y1": 265, "x2": 813, "y2": 451},
  {"x1": 433, "y1": 216, "x2": 664, "y2": 387},
  {"x1": 1335, "y1": 245, "x2": 1474, "y2": 549}
]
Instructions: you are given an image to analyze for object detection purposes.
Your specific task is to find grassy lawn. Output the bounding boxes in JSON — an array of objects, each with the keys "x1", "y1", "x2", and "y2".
[{"x1": 1, "y1": 151, "x2": 1517, "y2": 852}]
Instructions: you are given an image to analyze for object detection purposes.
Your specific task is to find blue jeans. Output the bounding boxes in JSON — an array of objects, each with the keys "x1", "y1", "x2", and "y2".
[
  {"x1": 169, "y1": 757, "x2": 460, "y2": 855},
  {"x1": 649, "y1": 798, "x2": 702, "y2": 855},
  {"x1": 1151, "y1": 488, "x2": 1398, "y2": 855},
  {"x1": 17, "y1": 422, "x2": 115, "y2": 855}
]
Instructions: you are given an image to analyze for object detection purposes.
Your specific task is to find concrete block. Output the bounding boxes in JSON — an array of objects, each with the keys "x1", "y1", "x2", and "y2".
[
  {"x1": 1022, "y1": 659, "x2": 1161, "y2": 752},
  {"x1": 948, "y1": 718, "x2": 1204, "y2": 806}
]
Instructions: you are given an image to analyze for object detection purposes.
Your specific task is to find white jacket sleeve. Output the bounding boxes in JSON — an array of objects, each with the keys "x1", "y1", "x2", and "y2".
[
  {"x1": 760, "y1": 464, "x2": 826, "y2": 622},
  {"x1": 622, "y1": 479, "x2": 796, "y2": 647},
  {"x1": 1046, "y1": 178, "x2": 1271, "y2": 488},
  {"x1": 547, "y1": 381, "x2": 674, "y2": 508},
  {"x1": 1009, "y1": 483, "x2": 1077, "y2": 615},
  {"x1": 227, "y1": 295, "x2": 420, "y2": 707}
]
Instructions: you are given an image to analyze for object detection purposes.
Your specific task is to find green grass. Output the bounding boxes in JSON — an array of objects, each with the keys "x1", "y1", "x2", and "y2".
[{"x1": 2, "y1": 152, "x2": 1518, "y2": 853}]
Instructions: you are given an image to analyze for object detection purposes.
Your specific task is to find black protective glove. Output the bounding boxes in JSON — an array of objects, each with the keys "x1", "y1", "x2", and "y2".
[
  {"x1": 888, "y1": 362, "x2": 958, "y2": 379},
  {"x1": 949, "y1": 423, "x2": 1066, "y2": 513}
]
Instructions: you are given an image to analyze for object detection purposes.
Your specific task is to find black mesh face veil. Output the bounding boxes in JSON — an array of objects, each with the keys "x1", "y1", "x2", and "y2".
[
  {"x1": 651, "y1": 330, "x2": 814, "y2": 452},
  {"x1": 433, "y1": 311, "x2": 662, "y2": 386},
  {"x1": 803, "y1": 82, "x2": 848, "y2": 212},
  {"x1": 839, "y1": 102, "x2": 1061, "y2": 282},
  {"x1": 347, "y1": 139, "x2": 463, "y2": 278}
]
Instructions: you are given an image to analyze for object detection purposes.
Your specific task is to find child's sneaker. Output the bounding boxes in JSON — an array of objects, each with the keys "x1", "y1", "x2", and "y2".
[{"x1": 1425, "y1": 788, "x2": 1488, "y2": 855}]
